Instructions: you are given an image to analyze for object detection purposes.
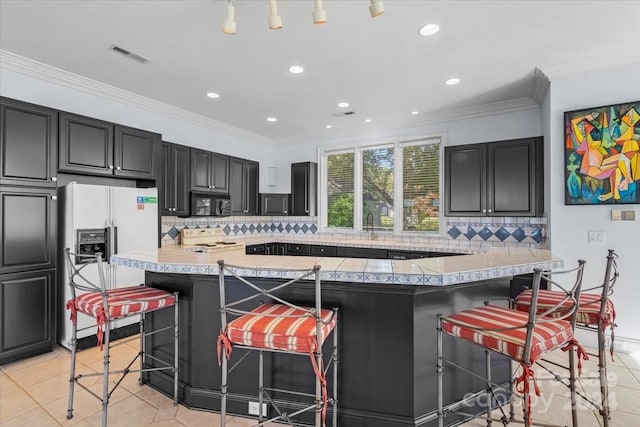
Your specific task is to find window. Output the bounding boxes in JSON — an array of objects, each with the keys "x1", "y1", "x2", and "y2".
[
  {"x1": 402, "y1": 141, "x2": 440, "y2": 232},
  {"x1": 362, "y1": 146, "x2": 394, "y2": 232},
  {"x1": 322, "y1": 137, "x2": 441, "y2": 233},
  {"x1": 326, "y1": 152, "x2": 354, "y2": 228}
]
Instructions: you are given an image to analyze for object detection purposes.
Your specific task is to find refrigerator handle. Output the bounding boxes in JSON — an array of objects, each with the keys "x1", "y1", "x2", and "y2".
[{"x1": 114, "y1": 226, "x2": 118, "y2": 255}]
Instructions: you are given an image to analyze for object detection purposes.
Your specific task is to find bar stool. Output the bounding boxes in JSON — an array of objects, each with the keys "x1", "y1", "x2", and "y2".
[
  {"x1": 216, "y1": 261, "x2": 338, "y2": 427},
  {"x1": 514, "y1": 249, "x2": 618, "y2": 426},
  {"x1": 437, "y1": 260, "x2": 586, "y2": 427},
  {"x1": 63, "y1": 248, "x2": 179, "y2": 427}
]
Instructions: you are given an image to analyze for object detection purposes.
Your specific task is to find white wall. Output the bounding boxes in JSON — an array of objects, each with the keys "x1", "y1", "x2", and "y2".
[
  {"x1": 546, "y1": 62, "x2": 640, "y2": 344},
  {"x1": 267, "y1": 107, "x2": 543, "y2": 193}
]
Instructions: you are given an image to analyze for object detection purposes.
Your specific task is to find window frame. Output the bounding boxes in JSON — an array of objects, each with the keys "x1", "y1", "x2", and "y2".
[{"x1": 319, "y1": 134, "x2": 444, "y2": 235}]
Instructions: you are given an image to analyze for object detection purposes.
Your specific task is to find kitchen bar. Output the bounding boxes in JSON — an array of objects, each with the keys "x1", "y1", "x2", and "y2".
[{"x1": 111, "y1": 246, "x2": 562, "y2": 426}]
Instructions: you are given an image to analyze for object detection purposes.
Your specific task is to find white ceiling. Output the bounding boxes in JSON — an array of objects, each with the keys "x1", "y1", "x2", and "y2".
[{"x1": 1, "y1": 0, "x2": 640, "y2": 144}]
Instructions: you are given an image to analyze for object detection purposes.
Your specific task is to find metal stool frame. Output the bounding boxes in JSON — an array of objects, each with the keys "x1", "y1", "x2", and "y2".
[
  {"x1": 218, "y1": 261, "x2": 338, "y2": 427},
  {"x1": 63, "y1": 248, "x2": 179, "y2": 427},
  {"x1": 516, "y1": 250, "x2": 619, "y2": 427},
  {"x1": 437, "y1": 260, "x2": 586, "y2": 427}
]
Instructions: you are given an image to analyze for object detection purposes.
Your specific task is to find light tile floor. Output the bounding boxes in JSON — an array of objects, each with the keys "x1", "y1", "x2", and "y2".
[{"x1": 1, "y1": 338, "x2": 640, "y2": 426}]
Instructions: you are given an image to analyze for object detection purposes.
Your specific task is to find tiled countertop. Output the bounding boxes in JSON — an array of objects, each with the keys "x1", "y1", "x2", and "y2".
[{"x1": 110, "y1": 244, "x2": 563, "y2": 286}]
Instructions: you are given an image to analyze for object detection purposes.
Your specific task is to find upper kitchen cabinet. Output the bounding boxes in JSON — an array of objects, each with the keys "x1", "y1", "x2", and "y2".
[
  {"x1": 58, "y1": 112, "x2": 160, "y2": 180},
  {"x1": 229, "y1": 157, "x2": 259, "y2": 215},
  {"x1": 0, "y1": 97, "x2": 58, "y2": 187},
  {"x1": 261, "y1": 193, "x2": 289, "y2": 215},
  {"x1": 190, "y1": 148, "x2": 229, "y2": 193},
  {"x1": 161, "y1": 141, "x2": 190, "y2": 216},
  {"x1": 113, "y1": 124, "x2": 160, "y2": 179},
  {"x1": 0, "y1": 187, "x2": 57, "y2": 274},
  {"x1": 290, "y1": 162, "x2": 317, "y2": 216},
  {"x1": 444, "y1": 137, "x2": 543, "y2": 216}
]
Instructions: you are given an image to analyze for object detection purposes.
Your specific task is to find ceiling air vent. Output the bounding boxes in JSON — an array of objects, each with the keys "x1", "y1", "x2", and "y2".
[
  {"x1": 333, "y1": 111, "x2": 355, "y2": 117},
  {"x1": 110, "y1": 45, "x2": 150, "y2": 64}
]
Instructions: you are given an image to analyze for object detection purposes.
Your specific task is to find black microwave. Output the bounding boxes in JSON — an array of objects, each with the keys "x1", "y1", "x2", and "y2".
[{"x1": 190, "y1": 192, "x2": 231, "y2": 217}]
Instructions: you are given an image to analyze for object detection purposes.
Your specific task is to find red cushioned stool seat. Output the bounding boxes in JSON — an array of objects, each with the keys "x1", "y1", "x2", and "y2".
[
  {"x1": 441, "y1": 304, "x2": 574, "y2": 363},
  {"x1": 70, "y1": 286, "x2": 176, "y2": 321},
  {"x1": 514, "y1": 289, "x2": 615, "y2": 327},
  {"x1": 225, "y1": 303, "x2": 337, "y2": 353}
]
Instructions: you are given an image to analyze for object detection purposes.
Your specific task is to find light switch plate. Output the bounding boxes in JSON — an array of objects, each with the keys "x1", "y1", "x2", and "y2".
[{"x1": 588, "y1": 231, "x2": 606, "y2": 244}]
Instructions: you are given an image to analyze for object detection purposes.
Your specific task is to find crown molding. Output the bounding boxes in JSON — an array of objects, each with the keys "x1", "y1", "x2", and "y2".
[
  {"x1": 275, "y1": 97, "x2": 540, "y2": 146},
  {"x1": 530, "y1": 67, "x2": 550, "y2": 105},
  {"x1": 539, "y1": 51, "x2": 640, "y2": 80},
  {"x1": 0, "y1": 50, "x2": 275, "y2": 146}
]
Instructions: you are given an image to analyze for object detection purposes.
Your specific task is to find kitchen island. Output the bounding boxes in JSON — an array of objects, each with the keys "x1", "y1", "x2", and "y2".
[{"x1": 111, "y1": 247, "x2": 562, "y2": 426}]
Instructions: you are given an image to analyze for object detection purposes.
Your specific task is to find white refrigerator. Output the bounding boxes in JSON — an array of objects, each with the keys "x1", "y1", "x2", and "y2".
[{"x1": 58, "y1": 183, "x2": 158, "y2": 349}]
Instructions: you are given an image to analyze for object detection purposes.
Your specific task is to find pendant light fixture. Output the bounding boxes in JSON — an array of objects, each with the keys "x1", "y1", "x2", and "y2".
[
  {"x1": 369, "y1": 0, "x2": 385, "y2": 18},
  {"x1": 220, "y1": 0, "x2": 385, "y2": 34},
  {"x1": 269, "y1": 0, "x2": 283, "y2": 29},
  {"x1": 312, "y1": 0, "x2": 327, "y2": 24},
  {"x1": 222, "y1": 0, "x2": 236, "y2": 34}
]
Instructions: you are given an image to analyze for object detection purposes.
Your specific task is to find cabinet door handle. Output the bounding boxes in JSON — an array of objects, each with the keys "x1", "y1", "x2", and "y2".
[
  {"x1": 51, "y1": 176, "x2": 57, "y2": 182},
  {"x1": 482, "y1": 209, "x2": 486, "y2": 213},
  {"x1": 109, "y1": 165, "x2": 114, "y2": 170},
  {"x1": 116, "y1": 166, "x2": 122, "y2": 170},
  {"x1": 212, "y1": 185, "x2": 215, "y2": 189},
  {"x1": 51, "y1": 195, "x2": 57, "y2": 201},
  {"x1": 488, "y1": 209, "x2": 492, "y2": 213}
]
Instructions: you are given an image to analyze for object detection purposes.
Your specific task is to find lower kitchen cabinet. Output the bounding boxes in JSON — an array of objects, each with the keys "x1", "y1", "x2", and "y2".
[
  {"x1": 1, "y1": 187, "x2": 57, "y2": 274},
  {"x1": 266, "y1": 243, "x2": 286, "y2": 255},
  {"x1": 0, "y1": 268, "x2": 56, "y2": 365},
  {"x1": 245, "y1": 244, "x2": 266, "y2": 255},
  {"x1": 310, "y1": 245, "x2": 337, "y2": 257},
  {"x1": 286, "y1": 243, "x2": 310, "y2": 256},
  {"x1": 336, "y1": 246, "x2": 388, "y2": 259}
]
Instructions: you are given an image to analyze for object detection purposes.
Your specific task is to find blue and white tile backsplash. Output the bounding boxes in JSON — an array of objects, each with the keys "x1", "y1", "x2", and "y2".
[{"x1": 162, "y1": 215, "x2": 547, "y2": 249}]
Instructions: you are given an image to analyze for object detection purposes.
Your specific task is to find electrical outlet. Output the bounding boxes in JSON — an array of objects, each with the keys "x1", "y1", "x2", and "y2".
[
  {"x1": 588, "y1": 231, "x2": 605, "y2": 244},
  {"x1": 248, "y1": 401, "x2": 267, "y2": 416}
]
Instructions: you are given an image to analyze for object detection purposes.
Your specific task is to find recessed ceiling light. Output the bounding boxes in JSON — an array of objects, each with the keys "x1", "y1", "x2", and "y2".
[
  {"x1": 267, "y1": 117, "x2": 278, "y2": 122},
  {"x1": 364, "y1": 118, "x2": 372, "y2": 123},
  {"x1": 206, "y1": 92, "x2": 220, "y2": 99},
  {"x1": 337, "y1": 102, "x2": 349, "y2": 108},
  {"x1": 326, "y1": 125, "x2": 332, "y2": 129},
  {"x1": 289, "y1": 65, "x2": 304, "y2": 74},
  {"x1": 411, "y1": 111, "x2": 419, "y2": 115},
  {"x1": 445, "y1": 78, "x2": 461, "y2": 86},
  {"x1": 419, "y1": 24, "x2": 440, "y2": 36}
]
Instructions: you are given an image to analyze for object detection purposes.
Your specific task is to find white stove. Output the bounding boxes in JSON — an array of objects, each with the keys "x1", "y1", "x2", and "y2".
[{"x1": 181, "y1": 228, "x2": 245, "y2": 252}]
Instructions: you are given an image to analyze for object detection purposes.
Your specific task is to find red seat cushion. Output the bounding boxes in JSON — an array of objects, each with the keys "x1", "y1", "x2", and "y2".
[
  {"x1": 441, "y1": 304, "x2": 574, "y2": 363},
  {"x1": 70, "y1": 286, "x2": 176, "y2": 321},
  {"x1": 514, "y1": 289, "x2": 615, "y2": 327},
  {"x1": 225, "y1": 303, "x2": 337, "y2": 353}
]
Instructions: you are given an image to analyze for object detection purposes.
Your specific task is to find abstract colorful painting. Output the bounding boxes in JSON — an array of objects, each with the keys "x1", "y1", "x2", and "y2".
[{"x1": 564, "y1": 101, "x2": 640, "y2": 205}]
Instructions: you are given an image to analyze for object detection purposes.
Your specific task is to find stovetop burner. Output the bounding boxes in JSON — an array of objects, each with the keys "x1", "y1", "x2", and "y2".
[
  {"x1": 195, "y1": 243, "x2": 217, "y2": 247},
  {"x1": 215, "y1": 241, "x2": 236, "y2": 245}
]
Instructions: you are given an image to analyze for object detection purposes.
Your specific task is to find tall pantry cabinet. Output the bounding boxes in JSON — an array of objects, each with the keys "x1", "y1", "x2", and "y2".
[{"x1": 0, "y1": 97, "x2": 57, "y2": 365}]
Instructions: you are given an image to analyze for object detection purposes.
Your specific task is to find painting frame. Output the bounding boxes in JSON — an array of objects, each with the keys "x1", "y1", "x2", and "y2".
[{"x1": 564, "y1": 100, "x2": 640, "y2": 205}]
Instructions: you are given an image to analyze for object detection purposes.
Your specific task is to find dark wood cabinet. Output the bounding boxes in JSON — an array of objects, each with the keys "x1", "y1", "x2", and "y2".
[
  {"x1": 0, "y1": 186, "x2": 57, "y2": 365},
  {"x1": 0, "y1": 269, "x2": 56, "y2": 365},
  {"x1": 267, "y1": 243, "x2": 287, "y2": 255},
  {"x1": 310, "y1": 245, "x2": 337, "y2": 257},
  {"x1": 487, "y1": 138, "x2": 543, "y2": 216},
  {"x1": 290, "y1": 162, "x2": 317, "y2": 216},
  {"x1": 0, "y1": 187, "x2": 57, "y2": 274},
  {"x1": 260, "y1": 193, "x2": 289, "y2": 215},
  {"x1": 190, "y1": 148, "x2": 229, "y2": 194},
  {"x1": 286, "y1": 243, "x2": 310, "y2": 256},
  {"x1": 246, "y1": 244, "x2": 266, "y2": 255},
  {"x1": 161, "y1": 142, "x2": 190, "y2": 216},
  {"x1": 58, "y1": 111, "x2": 113, "y2": 176},
  {"x1": 445, "y1": 137, "x2": 543, "y2": 216},
  {"x1": 1, "y1": 97, "x2": 58, "y2": 187},
  {"x1": 58, "y1": 113, "x2": 160, "y2": 180},
  {"x1": 230, "y1": 157, "x2": 259, "y2": 215},
  {"x1": 113, "y1": 124, "x2": 160, "y2": 179},
  {"x1": 336, "y1": 246, "x2": 388, "y2": 259}
]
